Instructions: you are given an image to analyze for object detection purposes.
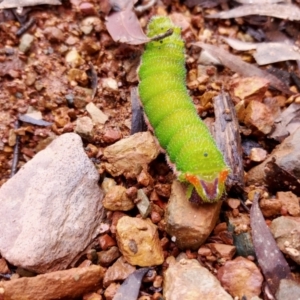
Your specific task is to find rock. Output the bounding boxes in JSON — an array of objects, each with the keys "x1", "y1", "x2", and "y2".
[
  {"x1": 73, "y1": 87, "x2": 93, "y2": 108},
  {"x1": 137, "y1": 169, "x2": 153, "y2": 187},
  {"x1": 98, "y1": 234, "x2": 116, "y2": 251},
  {"x1": 80, "y1": 17, "x2": 102, "y2": 35},
  {"x1": 244, "y1": 100, "x2": 274, "y2": 135},
  {"x1": 231, "y1": 77, "x2": 269, "y2": 104},
  {"x1": 270, "y1": 216, "x2": 300, "y2": 264},
  {"x1": 217, "y1": 256, "x2": 263, "y2": 299},
  {"x1": 136, "y1": 189, "x2": 151, "y2": 218},
  {"x1": 75, "y1": 116, "x2": 94, "y2": 140},
  {"x1": 103, "y1": 256, "x2": 136, "y2": 287},
  {"x1": 104, "y1": 282, "x2": 120, "y2": 300},
  {"x1": 247, "y1": 127, "x2": 300, "y2": 184},
  {"x1": 277, "y1": 191, "x2": 300, "y2": 216},
  {"x1": 81, "y1": 38, "x2": 100, "y2": 55},
  {"x1": 116, "y1": 216, "x2": 164, "y2": 267},
  {"x1": 276, "y1": 279, "x2": 300, "y2": 300},
  {"x1": 65, "y1": 49, "x2": 84, "y2": 68},
  {"x1": 249, "y1": 147, "x2": 267, "y2": 162},
  {"x1": 205, "y1": 244, "x2": 236, "y2": 260},
  {"x1": 165, "y1": 181, "x2": 222, "y2": 250},
  {"x1": 103, "y1": 185, "x2": 135, "y2": 211},
  {"x1": 110, "y1": 211, "x2": 127, "y2": 235},
  {"x1": 102, "y1": 78, "x2": 118, "y2": 92},
  {"x1": 101, "y1": 177, "x2": 116, "y2": 194},
  {"x1": 86, "y1": 102, "x2": 108, "y2": 125},
  {"x1": 19, "y1": 34, "x2": 34, "y2": 53},
  {"x1": 0, "y1": 265, "x2": 104, "y2": 300},
  {"x1": 97, "y1": 246, "x2": 120, "y2": 267},
  {"x1": 79, "y1": 2, "x2": 97, "y2": 16},
  {"x1": 102, "y1": 128, "x2": 122, "y2": 143},
  {"x1": 163, "y1": 258, "x2": 232, "y2": 300},
  {"x1": 44, "y1": 27, "x2": 65, "y2": 42},
  {"x1": 68, "y1": 68, "x2": 88, "y2": 85},
  {"x1": 0, "y1": 258, "x2": 10, "y2": 274},
  {"x1": 83, "y1": 292, "x2": 102, "y2": 300},
  {"x1": 0, "y1": 133, "x2": 104, "y2": 273},
  {"x1": 103, "y1": 132, "x2": 160, "y2": 178},
  {"x1": 259, "y1": 198, "x2": 282, "y2": 217}
]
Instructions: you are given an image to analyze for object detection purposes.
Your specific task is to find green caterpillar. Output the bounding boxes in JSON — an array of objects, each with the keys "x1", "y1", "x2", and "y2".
[{"x1": 138, "y1": 16, "x2": 229, "y2": 203}]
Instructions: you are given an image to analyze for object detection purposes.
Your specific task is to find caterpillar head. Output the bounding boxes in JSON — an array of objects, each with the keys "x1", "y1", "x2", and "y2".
[{"x1": 184, "y1": 169, "x2": 229, "y2": 203}]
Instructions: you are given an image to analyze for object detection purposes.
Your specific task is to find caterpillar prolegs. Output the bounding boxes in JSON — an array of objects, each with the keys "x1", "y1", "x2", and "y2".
[{"x1": 138, "y1": 16, "x2": 230, "y2": 203}]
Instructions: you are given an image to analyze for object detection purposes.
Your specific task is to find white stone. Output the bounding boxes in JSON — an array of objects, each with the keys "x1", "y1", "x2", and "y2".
[{"x1": 0, "y1": 133, "x2": 104, "y2": 273}]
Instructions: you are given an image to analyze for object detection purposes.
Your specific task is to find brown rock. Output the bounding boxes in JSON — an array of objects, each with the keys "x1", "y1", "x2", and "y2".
[
  {"x1": 0, "y1": 133, "x2": 104, "y2": 273},
  {"x1": 164, "y1": 258, "x2": 232, "y2": 300},
  {"x1": 81, "y1": 38, "x2": 100, "y2": 55},
  {"x1": 244, "y1": 100, "x2": 274, "y2": 134},
  {"x1": 116, "y1": 216, "x2": 164, "y2": 267},
  {"x1": 277, "y1": 191, "x2": 300, "y2": 216},
  {"x1": 102, "y1": 128, "x2": 122, "y2": 144},
  {"x1": 68, "y1": 68, "x2": 88, "y2": 85},
  {"x1": 83, "y1": 292, "x2": 102, "y2": 300},
  {"x1": 99, "y1": 234, "x2": 116, "y2": 251},
  {"x1": 260, "y1": 198, "x2": 282, "y2": 217},
  {"x1": 217, "y1": 256, "x2": 263, "y2": 298},
  {"x1": 110, "y1": 211, "x2": 127, "y2": 234},
  {"x1": 103, "y1": 132, "x2": 160, "y2": 178},
  {"x1": 155, "y1": 183, "x2": 171, "y2": 198},
  {"x1": 137, "y1": 169, "x2": 153, "y2": 187},
  {"x1": 104, "y1": 282, "x2": 120, "y2": 300},
  {"x1": 270, "y1": 216, "x2": 300, "y2": 264},
  {"x1": 97, "y1": 246, "x2": 120, "y2": 267},
  {"x1": 206, "y1": 244, "x2": 236, "y2": 260},
  {"x1": 103, "y1": 185, "x2": 134, "y2": 211},
  {"x1": 103, "y1": 256, "x2": 136, "y2": 287},
  {"x1": 0, "y1": 258, "x2": 10, "y2": 274},
  {"x1": 44, "y1": 27, "x2": 65, "y2": 42},
  {"x1": 79, "y1": 2, "x2": 96, "y2": 15},
  {"x1": 231, "y1": 76, "x2": 269, "y2": 103},
  {"x1": 0, "y1": 265, "x2": 104, "y2": 300},
  {"x1": 165, "y1": 181, "x2": 222, "y2": 250}
]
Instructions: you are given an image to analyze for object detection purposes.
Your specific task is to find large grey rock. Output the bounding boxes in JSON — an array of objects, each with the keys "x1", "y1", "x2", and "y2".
[{"x1": 0, "y1": 133, "x2": 104, "y2": 273}]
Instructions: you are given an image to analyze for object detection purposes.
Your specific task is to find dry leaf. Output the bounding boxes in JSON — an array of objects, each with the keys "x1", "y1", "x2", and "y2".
[
  {"x1": 223, "y1": 38, "x2": 300, "y2": 65},
  {"x1": 270, "y1": 102, "x2": 300, "y2": 141},
  {"x1": 250, "y1": 192, "x2": 292, "y2": 296},
  {"x1": 106, "y1": 0, "x2": 149, "y2": 45},
  {"x1": 206, "y1": 4, "x2": 300, "y2": 21},
  {"x1": 0, "y1": 0, "x2": 61, "y2": 9},
  {"x1": 113, "y1": 268, "x2": 150, "y2": 300},
  {"x1": 193, "y1": 42, "x2": 293, "y2": 95}
]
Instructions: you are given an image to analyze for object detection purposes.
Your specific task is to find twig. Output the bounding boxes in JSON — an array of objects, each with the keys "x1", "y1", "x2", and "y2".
[
  {"x1": 10, "y1": 120, "x2": 20, "y2": 178},
  {"x1": 16, "y1": 17, "x2": 35, "y2": 36},
  {"x1": 150, "y1": 28, "x2": 173, "y2": 42}
]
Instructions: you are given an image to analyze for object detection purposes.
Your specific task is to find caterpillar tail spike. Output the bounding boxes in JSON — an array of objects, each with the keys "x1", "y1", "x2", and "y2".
[{"x1": 138, "y1": 16, "x2": 230, "y2": 203}]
